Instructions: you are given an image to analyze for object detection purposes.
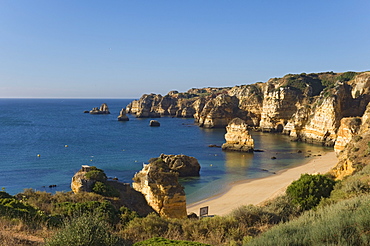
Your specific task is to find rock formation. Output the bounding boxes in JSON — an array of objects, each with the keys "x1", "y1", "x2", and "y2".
[
  {"x1": 71, "y1": 165, "x2": 99, "y2": 193},
  {"x1": 71, "y1": 165, "x2": 155, "y2": 216},
  {"x1": 333, "y1": 117, "x2": 362, "y2": 154},
  {"x1": 126, "y1": 71, "x2": 370, "y2": 148},
  {"x1": 89, "y1": 103, "x2": 110, "y2": 114},
  {"x1": 156, "y1": 153, "x2": 201, "y2": 177},
  {"x1": 221, "y1": 118, "x2": 254, "y2": 152},
  {"x1": 117, "y1": 108, "x2": 129, "y2": 121},
  {"x1": 149, "y1": 120, "x2": 160, "y2": 126},
  {"x1": 132, "y1": 160, "x2": 187, "y2": 219},
  {"x1": 331, "y1": 102, "x2": 370, "y2": 179}
]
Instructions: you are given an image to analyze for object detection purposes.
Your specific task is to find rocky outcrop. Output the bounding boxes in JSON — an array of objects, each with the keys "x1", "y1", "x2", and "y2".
[
  {"x1": 149, "y1": 120, "x2": 160, "y2": 126},
  {"x1": 157, "y1": 153, "x2": 201, "y2": 177},
  {"x1": 221, "y1": 118, "x2": 254, "y2": 152},
  {"x1": 71, "y1": 165, "x2": 156, "y2": 216},
  {"x1": 71, "y1": 165, "x2": 96, "y2": 193},
  {"x1": 117, "y1": 108, "x2": 129, "y2": 121},
  {"x1": 132, "y1": 161, "x2": 187, "y2": 219},
  {"x1": 89, "y1": 103, "x2": 110, "y2": 114}
]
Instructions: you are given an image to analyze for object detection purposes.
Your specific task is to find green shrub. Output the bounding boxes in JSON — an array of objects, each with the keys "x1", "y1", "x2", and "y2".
[
  {"x1": 134, "y1": 237, "x2": 211, "y2": 246},
  {"x1": 85, "y1": 169, "x2": 107, "y2": 182},
  {"x1": 337, "y1": 71, "x2": 357, "y2": 82},
  {"x1": 54, "y1": 201, "x2": 119, "y2": 224},
  {"x1": 286, "y1": 174, "x2": 336, "y2": 210},
  {"x1": 119, "y1": 206, "x2": 139, "y2": 225},
  {"x1": 45, "y1": 213, "x2": 123, "y2": 246},
  {"x1": 92, "y1": 181, "x2": 120, "y2": 197},
  {"x1": 246, "y1": 194, "x2": 370, "y2": 246}
]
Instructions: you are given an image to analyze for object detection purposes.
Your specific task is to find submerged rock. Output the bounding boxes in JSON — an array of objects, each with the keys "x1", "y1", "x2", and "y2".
[{"x1": 222, "y1": 118, "x2": 254, "y2": 152}]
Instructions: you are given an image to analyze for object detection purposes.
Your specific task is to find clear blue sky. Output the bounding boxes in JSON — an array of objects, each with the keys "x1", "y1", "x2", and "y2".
[{"x1": 1, "y1": 1, "x2": 369, "y2": 98}]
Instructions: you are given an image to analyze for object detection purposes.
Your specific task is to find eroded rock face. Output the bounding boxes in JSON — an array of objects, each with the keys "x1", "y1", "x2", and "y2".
[
  {"x1": 196, "y1": 94, "x2": 242, "y2": 128},
  {"x1": 334, "y1": 117, "x2": 362, "y2": 154},
  {"x1": 89, "y1": 103, "x2": 110, "y2": 114},
  {"x1": 117, "y1": 108, "x2": 129, "y2": 121},
  {"x1": 331, "y1": 102, "x2": 370, "y2": 179},
  {"x1": 221, "y1": 118, "x2": 254, "y2": 152},
  {"x1": 132, "y1": 161, "x2": 187, "y2": 219},
  {"x1": 158, "y1": 153, "x2": 200, "y2": 177}
]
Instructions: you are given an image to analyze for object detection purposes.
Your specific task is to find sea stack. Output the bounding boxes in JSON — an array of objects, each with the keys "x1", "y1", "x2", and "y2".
[
  {"x1": 117, "y1": 108, "x2": 129, "y2": 121},
  {"x1": 132, "y1": 160, "x2": 187, "y2": 219},
  {"x1": 89, "y1": 103, "x2": 110, "y2": 114},
  {"x1": 222, "y1": 117, "x2": 254, "y2": 152}
]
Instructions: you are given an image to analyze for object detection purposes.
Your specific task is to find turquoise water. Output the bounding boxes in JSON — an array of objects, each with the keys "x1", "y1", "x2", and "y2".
[{"x1": 0, "y1": 99, "x2": 330, "y2": 203}]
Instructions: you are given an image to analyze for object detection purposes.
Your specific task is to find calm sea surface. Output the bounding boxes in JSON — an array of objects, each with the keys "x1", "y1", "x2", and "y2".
[{"x1": 0, "y1": 99, "x2": 330, "y2": 203}]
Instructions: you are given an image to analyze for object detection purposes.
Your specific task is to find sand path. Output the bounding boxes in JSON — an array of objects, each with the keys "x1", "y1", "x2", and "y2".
[{"x1": 187, "y1": 151, "x2": 337, "y2": 216}]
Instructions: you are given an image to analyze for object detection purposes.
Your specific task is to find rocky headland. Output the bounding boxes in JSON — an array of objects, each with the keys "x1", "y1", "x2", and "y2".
[{"x1": 127, "y1": 72, "x2": 370, "y2": 149}]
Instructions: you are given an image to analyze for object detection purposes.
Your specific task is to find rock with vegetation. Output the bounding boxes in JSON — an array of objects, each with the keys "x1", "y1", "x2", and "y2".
[
  {"x1": 221, "y1": 117, "x2": 254, "y2": 152},
  {"x1": 132, "y1": 159, "x2": 187, "y2": 219},
  {"x1": 89, "y1": 103, "x2": 110, "y2": 114}
]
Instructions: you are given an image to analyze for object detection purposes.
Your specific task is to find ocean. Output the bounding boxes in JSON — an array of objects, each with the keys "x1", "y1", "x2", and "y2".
[{"x1": 0, "y1": 99, "x2": 330, "y2": 203}]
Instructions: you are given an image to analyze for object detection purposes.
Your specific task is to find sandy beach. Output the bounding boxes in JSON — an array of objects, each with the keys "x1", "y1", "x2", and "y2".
[{"x1": 187, "y1": 151, "x2": 338, "y2": 216}]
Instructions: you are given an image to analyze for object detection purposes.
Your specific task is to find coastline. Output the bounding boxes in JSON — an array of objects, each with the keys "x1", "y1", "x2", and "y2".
[{"x1": 187, "y1": 151, "x2": 338, "y2": 216}]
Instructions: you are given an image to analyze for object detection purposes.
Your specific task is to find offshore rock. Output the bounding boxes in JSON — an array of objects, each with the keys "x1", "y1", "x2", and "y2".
[
  {"x1": 158, "y1": 153, "x2": 200, "y2": 177},
  {"x1": 117, "y1": 108, "x2": 129, "y2": 121},
  {"x1": 222, "y1": 117, "x2": 254, "y2": 152},
  {"x1": 149, "y1": 120, "x2": 160, "y2": 127},
  {"x1": 89, "y1": 103, "x2": 110, "y2": 114},
  {"x1": 132, "y1": 161, "x2": 187, "y2": 219}
]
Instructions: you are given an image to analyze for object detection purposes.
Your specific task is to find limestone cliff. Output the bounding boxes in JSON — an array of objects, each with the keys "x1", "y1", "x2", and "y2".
[
  {"x1": 221, "y1": 118, "x2": 254, "y2": 152},
  {"x1": 331, "y1": 102, "x2": 370, "y2": 179},
  {"x1": 333, "y1": 117, "x2": 362, "y2": 154},
  {"x1": 132, "y1": 160, "x2": 187, "y2": 219},
  {"x1": 71, "y1": 165, "x2": 97, "y2": 193},
  {"x1": 127, "y1": 71, "x2": 370, "y2": 148}
]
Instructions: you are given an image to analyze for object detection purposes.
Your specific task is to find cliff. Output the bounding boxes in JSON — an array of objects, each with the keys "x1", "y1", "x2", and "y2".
[
  {"x1": 132, "y1": 159, "x2": 187, "y2": 219},
  {"x1": 331, "y1": 102, "x2": 370, "y2": 179},
  {"x1": 127, "y1": 71, "x2": 370, "y2": 147},
  {"x1": 221, "y1": 118, "x2": 254, "y2": 152}
]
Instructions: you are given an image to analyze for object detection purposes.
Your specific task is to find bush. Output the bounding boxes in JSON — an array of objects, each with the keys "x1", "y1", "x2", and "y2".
[
  {"x1": 92, "y1": 181, "x2": 120, "y2": 197},
  {"x1": 134, "y1": 237, "x2": 211, "y2": 246},
  {"x1": 85, "y1": 170, "x2": 107, "y2": 182},
  {"x1": 45, "y1": 213, "x2": 123, "y2": 246},
  {"x1": 246, "y1": 194, "x2": 370, "y2": 246},
  {"x1": 286, "y1": 174, "x2": 336, "y2": 210}
]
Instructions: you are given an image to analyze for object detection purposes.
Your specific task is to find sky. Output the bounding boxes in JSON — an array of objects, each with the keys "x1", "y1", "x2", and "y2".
[{"x1": 1, "y1": 1, "x2": 369, "y2": 98}]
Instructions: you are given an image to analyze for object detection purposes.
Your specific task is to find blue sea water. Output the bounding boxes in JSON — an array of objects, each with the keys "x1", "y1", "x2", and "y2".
[{"x1": 0, "y1": 99, "x2": 330, "y2": 203}]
